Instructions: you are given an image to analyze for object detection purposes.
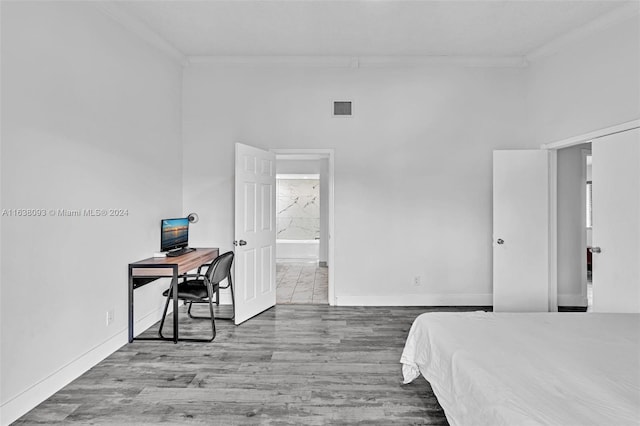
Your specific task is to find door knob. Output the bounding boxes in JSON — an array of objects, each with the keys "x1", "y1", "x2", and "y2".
[
  {"x1": 590, "y1": 246, "x2": 601, "y2": 253},
  {"x1": 497, "y1": 239, "x2": 504, "y2": 245},
  {"x1": 234, "y1": 240, "x2": 247, "y2": 246}
]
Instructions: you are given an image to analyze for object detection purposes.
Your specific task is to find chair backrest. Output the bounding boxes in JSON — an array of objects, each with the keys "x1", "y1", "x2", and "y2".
[{"x1": 204, "y1": 251, "x2": 234, "y2": 285}]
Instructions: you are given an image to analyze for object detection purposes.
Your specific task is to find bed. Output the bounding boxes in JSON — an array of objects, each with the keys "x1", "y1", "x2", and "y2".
[{"x1": 400, "y1": 312, "x2": 640, "y2": 426}]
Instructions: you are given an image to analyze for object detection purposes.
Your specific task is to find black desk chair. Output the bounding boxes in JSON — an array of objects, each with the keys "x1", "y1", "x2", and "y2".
[
  {"x1": 187, "y1": 251, "x2": 235, "y2": 321},
  {"x1": 158, "y1": 251, "x2": 234, "y2": 342}
]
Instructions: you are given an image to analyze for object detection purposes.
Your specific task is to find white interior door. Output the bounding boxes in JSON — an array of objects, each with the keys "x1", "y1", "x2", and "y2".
[
  {"x1": 234, "y1": 143, "x2": 277, "y2": 325},
  {"x1": 591, "y1": 128, "x2": 640, "y2": 313},
  {"x1": 493, "y1": 150, "x2": 550, "y2": 312}
]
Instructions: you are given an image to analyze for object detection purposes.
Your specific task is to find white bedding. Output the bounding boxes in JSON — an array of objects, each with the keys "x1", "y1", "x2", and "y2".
[{"x1": 400, "y1": 312, "x2": 640, "y2": 426}]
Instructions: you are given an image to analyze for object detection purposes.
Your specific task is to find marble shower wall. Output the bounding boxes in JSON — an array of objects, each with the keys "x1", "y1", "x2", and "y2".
[{"x1": 277, "y1": 179, "x2": 320, "y2": 240}]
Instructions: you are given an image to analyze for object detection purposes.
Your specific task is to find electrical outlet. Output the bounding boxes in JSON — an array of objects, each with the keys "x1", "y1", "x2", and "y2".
[
  {"x1": 413, "y1": 276, "x2": 422, "y2": 286},
  {"x1": 106, "y1": 309, "x2": 115, "y2": 326}
]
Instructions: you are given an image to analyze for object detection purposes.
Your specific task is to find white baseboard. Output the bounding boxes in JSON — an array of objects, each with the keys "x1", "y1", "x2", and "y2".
[
  {"x1": 558, "y1": 293, "x2": 588, "y2": 307},
  {"x1": 336, "y1": 294, "x2": 586, "y2": 309},
  {"x1": 336, "y1": 293, "x2": 493, "y2": 306},
  {"x1": 0, "y1": 306, "x2": 168, "y2": 426}
]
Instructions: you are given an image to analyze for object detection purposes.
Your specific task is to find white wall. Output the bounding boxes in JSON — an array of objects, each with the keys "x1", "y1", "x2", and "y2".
[
  {"x1": 0, "y1": 2, "x2": 183, "y2": 423},
  {"x1": 527, "y1": 16, "x2": 640, "y2": 144},
  {"x1": 182, "y1": 63, "x2": 530, "y2": 305}
]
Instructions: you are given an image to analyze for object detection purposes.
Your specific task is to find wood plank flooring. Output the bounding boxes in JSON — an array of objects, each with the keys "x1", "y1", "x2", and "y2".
[{"x1": 12, "y1": 305, "x2": 491, "y2": 425}]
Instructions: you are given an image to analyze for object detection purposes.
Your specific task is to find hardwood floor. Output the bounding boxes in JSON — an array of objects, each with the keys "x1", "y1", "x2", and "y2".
[{"x1": 12, "y1": 305, "x2": 490, "y2": 425}]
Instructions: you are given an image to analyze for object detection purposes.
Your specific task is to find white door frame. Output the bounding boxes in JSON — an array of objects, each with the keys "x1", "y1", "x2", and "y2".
[
  {"x1": 271, "y1": 149, "x2": 336, "y2": 305},
  {"x1": 541, "y1": 119, "x2": 640, "y2": 309}
]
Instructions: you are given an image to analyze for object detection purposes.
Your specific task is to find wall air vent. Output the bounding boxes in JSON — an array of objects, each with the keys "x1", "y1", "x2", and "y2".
[{"x1": 333, "y1": 101, "x2": 352, "y2": 117}]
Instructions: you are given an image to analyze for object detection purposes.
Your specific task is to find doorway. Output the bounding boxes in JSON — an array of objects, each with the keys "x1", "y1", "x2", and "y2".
[
  {"x1": 272, "y1": 150, "x2": 335, "y2": 305},
  {"x1": 547, "y1": 119, "x2": 640, "y2": 313},
  {"x1": 585, "y1": 152, "x2": 593, "y2": 311},
  {"x1": 555, "y1": 143, "x2": 591, "y2": 311},
  {"x1": 275, "y1": 172, "x2": 326, "y2": 303}
]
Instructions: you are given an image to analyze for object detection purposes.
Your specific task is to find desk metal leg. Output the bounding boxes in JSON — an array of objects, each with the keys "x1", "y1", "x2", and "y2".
[
  {"x1": 128, "y1": 265, "x2": 134, "y2": 343},
  {"x1": 172, "y1": 266, "x2": 178, "y2": 343}
]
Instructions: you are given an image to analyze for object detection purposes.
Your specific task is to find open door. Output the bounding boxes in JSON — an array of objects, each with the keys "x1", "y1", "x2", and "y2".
[
  {"x1": 234, "y1": 143, "x2": 277, "y2": 324},
  {"x1": 591, "y1": 128, "x2": 640, "y2": 313},
  {"x1": 493, "y1": 150, "x2": 550, "y2": 312}
]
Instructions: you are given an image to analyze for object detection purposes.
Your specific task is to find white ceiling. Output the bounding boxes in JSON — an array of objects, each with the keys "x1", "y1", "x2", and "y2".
[{"x1": 116, "y1": 0, "x2": 634, "y2": 58}]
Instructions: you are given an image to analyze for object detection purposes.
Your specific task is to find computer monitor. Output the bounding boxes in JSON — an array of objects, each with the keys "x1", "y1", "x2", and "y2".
[{"x1": 160, "y1": 218, "x2": 189, "y2": 252}]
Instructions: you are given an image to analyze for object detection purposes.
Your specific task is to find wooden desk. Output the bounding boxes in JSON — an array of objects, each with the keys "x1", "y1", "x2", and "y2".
[{"x1": 128, "y1": 248, "x2": 219, "y2": 343}]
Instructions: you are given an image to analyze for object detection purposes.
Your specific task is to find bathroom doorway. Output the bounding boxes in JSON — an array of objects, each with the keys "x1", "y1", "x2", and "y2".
[{"x1": 273, "y1": 150, "x2": 334, "y2": 305}]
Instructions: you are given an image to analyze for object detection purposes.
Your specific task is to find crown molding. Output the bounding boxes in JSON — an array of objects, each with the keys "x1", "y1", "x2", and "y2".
[
  {"x1": 93, "y1": 2, "x2": 187, "y2": 65},
  {"x1": 187, "y1": 55, "x2": 528, "y2": 68},
  {"x1": 527, "y1": 1, "x2": 640, "y2": 62},
  {"x1": 357, "y1": 56, "x2": 528, "y2": 68},
  {"x1": 188, "y1": 56, "x2": 357, "y2": 67}
]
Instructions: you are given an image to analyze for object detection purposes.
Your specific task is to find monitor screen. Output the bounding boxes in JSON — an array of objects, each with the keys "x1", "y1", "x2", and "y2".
[{"x1": 161, "y1": 218, "x2": 189, "y2": 252}]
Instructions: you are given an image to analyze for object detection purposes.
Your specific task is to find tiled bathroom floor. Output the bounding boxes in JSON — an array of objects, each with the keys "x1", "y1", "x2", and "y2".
[{"x1": 276, "y1": 261, "x2": 328, "y2": 304}]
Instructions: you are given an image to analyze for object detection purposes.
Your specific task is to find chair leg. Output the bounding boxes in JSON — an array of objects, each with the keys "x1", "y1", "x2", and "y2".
[
  {"x1": 177, "y1": 299, "x2": 216, "y2": 342},
  {"x1": 214, "y1": 277, "x2": 235, "y2": 321},
  {"x1": 228, "y1": 276, "x2": 235, "y2": 321},
  {"x1": 186, "y1": 280, "x2": 234, "y2": 321},
  {"x1": 205, "y1": 284, "x2": 216, "y2": 342},
  {"x1": 158, "y1": 283, "x2": 173, "y2": 339},
  {"x1": 157, "y1": 283, "x2": 216, "y2": 343}
]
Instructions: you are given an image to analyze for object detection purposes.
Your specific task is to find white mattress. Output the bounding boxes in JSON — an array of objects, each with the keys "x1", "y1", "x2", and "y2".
[{"x1": 400, "y1": 312, "x2": 640, "y2": 426}]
